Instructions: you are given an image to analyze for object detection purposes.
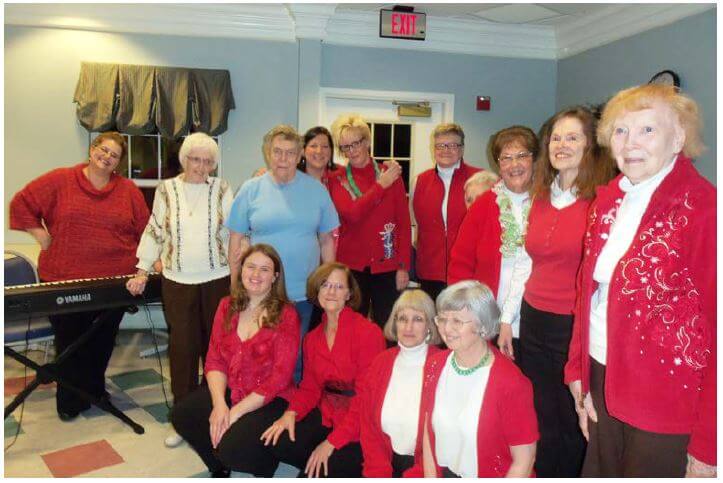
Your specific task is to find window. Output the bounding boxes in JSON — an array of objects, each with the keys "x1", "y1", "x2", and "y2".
[{"x1": 367, "y1": 122, "x2": 413, "y2": 193}]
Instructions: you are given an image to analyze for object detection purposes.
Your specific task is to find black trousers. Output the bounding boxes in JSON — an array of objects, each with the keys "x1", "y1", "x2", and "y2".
[
  {"x1": 392, "y1": 452, "x2": 415, "y2": 478},
  {"x1": 518, "y1": 299, "x2": 585, "y2": 477},
  {"x1": 48, "y1": 308, "x2": 125, "y2": 414},
  {"x1": 269, "y1": 408, "x2": 363, "y2": 477},
  {"x1": 351, "y1": 268, "x2": 398, "y2": 329},
  {"x1": 418, "y1": 279, "x2": 446, "y2": 303},
  {"x1": 170, "y1": 384, "x2": 287, "y2": 476}
]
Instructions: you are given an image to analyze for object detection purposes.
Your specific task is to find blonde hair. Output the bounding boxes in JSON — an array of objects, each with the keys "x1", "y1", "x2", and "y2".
[
  {"x1": 598, "y1": 84, "x2": 704, "y2": 158},
  {"x1": 383, "y1": 289, "x2": 441, "y2": 345},
  {"x1": 262, "y1": 125, "x2": 302, "y2": 166},
  {"x1": 464, "y1": 171, "x2": 499, "y2": 191},
  {"x1": 330, "y1": 114, "x2": 371, "y2": 156}
]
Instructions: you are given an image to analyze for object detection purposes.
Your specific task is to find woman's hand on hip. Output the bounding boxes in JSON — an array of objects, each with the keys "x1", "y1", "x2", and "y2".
[
  {"x1": 260, "y1": 410, "x2": 297, "y2": 446},
  {"x1": 569, "y1": 380, "x2": 597, "y2": 441}
]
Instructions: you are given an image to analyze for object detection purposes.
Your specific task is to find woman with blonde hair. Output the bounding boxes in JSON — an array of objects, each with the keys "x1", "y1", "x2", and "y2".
[{"x1": 463, "y1": 171, "x2": 500, "y2": 208}]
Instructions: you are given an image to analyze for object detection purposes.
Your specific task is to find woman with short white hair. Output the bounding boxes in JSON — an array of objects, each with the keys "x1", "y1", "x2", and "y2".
[{"x1": 127, "y1": 132, "x2": 233, "y2": 448}]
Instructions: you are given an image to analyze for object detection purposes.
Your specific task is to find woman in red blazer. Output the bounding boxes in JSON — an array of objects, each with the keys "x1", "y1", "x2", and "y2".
[
  {"x1": 358, "y1": 289, "x2": 442, "y2": 477},
  {"x1": 405, "y1": 280, "x2": 538, "y2": 478}
]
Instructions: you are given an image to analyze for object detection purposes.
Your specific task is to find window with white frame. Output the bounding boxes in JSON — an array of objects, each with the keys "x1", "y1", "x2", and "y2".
[{"x1": 367, "y1": 121, "x2": 412, "y2": 193}]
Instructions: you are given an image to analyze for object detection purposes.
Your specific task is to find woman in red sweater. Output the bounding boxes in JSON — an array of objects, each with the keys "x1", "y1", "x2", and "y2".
[
  {"x1": 358, "y1": 289, "x2": 441, "y2": 477},
  {"x1": 565, "y1": 85, "x2": 716, "y2": 477},
  {"x1": 405, "y1": 280, "x2": 538, "y2": 477},
  {"x1": 412, "y1": 123, "x2": 481, "y2": 301},
  {"x1": 327, "y1": 114, "x2": 411, "y2": 327},
  {"x1": 519, "y1": 106, "x2": 615, "y2": 477},
  {"x1": 170, "y1": 243, "x2": 300, "y2": 477},
  {"x1": 261, "y1": 262, "x2": 386, "y2": 477},
  {"x1": 9, "y1": 131, "x2": 149, "y2": 421}
]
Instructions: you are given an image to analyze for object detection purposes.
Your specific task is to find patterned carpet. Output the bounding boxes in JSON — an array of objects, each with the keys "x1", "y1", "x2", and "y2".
[{"x1": 4, "y1": 330, "x2": 299, "y2": 477}]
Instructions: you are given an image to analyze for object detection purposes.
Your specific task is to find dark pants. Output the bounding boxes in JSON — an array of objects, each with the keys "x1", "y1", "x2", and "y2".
[
  {"x1": 582, "y1": 359, "x2": 689, "y2": 477},
  {"x1": 518, "y1": 299, "x2": 585, "y2": 477},
  {"x1": 419, "y1": 279, "x2": 446, "y2": 303},
  {"x1": 48, "y1": 308, "x2": 125, "y2": 414},
  {"x1": 171, "y1": 384, "x2": 287, "y2": 476},
  {"x1": 269, "y1": 408, "x2": 363, "y2": 477},
  {"x1": 351, "y1": 268, "x2": 398, "y2": 329},
  {"x1": 161, "y1": 275, "x2": 229, "y2": 403},
  {"x1": 392, "y1": 452, "x2": 415, "y2": 478}
]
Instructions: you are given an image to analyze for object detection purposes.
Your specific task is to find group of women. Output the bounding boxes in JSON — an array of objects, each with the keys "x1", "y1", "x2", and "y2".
[{"x1": 8, "y1": 83, "x2": 715, "y2": 478}]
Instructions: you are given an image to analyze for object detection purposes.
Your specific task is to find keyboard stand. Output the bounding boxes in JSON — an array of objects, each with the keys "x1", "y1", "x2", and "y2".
[{"x1": 4, "y1": 310, "x2": 145, "y2": 434}]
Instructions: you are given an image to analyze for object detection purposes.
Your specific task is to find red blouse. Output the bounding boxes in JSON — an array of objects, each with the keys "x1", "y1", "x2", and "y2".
[
  {"x1": 287, "y1": 306, "x2": 386, "y2": 449},
  {"x1": 9, "y1": 163, "x2": 149, "y2": 281},
  {"x1": 204, "y1": 297, "x2": 300, "y2": 405}
]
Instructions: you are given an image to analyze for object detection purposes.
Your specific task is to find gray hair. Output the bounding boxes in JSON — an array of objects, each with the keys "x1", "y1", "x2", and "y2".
[
  {"x1": 436, "y1": 280, "x2": 500, "y2": 340},
  {"x1": 383, "y1": 289, "x2": 441, "y2": 345},
  {"x1": 464, "y1": 171, "x2": 500, "y2": 191},
  {"x1": 179, "y1": 133, "x2": 220, "y2": 171}
]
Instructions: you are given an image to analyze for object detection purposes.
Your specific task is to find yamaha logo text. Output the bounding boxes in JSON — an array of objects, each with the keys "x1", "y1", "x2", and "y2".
[{"x1": 56, "y1": 293, "x2": 92, "y2": 305}]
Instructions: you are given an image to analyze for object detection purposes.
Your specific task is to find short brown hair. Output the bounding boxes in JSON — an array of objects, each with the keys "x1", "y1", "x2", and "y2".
[
  {"x1": 598, "y1": 84, "x2": 704, "y2": 158},
  {"x1": 226, "y1": 243, "x2": 290, "y2": 331},
  {"x1": 432, "y1": 123, "x2": 465, "y2": 145},
  {"x1": 383, "y1": 289, "x2": 441, "y2": 345},
  {"x1": 533, "y1": 106, "x2": 616, "y2": 200},
  {"x1": 487, "y1": 126, "x2": 538, "y2": 174},
  {"x1": 306, "y1": 262, "x2": 361, "y2": 311},
  {"x1": 91, "y1": 132, "x2": 127, "y2": 164},
  {"x1": 262, "y1": 125, "x2": 303, "y2": 166}
]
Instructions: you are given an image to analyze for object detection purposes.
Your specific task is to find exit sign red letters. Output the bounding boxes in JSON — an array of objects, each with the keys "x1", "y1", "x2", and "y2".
[{"x1": 380, "y1": 9, "x2": 426, "y2": 41}]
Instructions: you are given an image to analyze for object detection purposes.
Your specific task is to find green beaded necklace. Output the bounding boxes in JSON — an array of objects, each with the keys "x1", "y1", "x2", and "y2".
[
  {"x1": 451, "y1": 349, "x2": 491, "y2": 376},
  {"x1": 345, "y1": 160, "x2": 381, "y2": 198}
]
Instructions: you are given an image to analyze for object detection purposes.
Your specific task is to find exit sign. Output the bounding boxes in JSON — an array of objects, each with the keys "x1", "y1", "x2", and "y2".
[{"x1": 379, "y1": 9, "x2": 426, "y2": 41}]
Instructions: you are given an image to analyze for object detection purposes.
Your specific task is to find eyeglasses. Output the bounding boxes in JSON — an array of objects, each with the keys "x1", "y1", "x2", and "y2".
[
  {"x1": 433, "y1": 315, "x2": 476, "y2": 330},
  {"x1": 97, "y1": 145, "x2": 121, "y2": 160},
  {"x1": 434, "y1": 142, "x2": 463, "y2": 151},
  {"x1": 271, "y1": 148, "x2": 299, "y2": 159},
  {"x1": 339, "y1": 139, "x2": 365, "y2": 153},
  {"x1": 320, "y1": 281, "x2": 347, "y2": 291},
  {"x1": 187, "y1": 155, "x2": 214, "y2": 166},
  {"x1": 498, "y1": 152, "x2": 533, "y2": 165}
]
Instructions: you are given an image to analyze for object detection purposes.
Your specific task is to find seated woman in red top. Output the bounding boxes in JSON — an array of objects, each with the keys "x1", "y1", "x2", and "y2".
[
  {"x1": 170, "y1": 243, "x2": 300, "y2": 478},
  {"x1": 405, "y1": 280, "x2": 538, "y2": 478},
  {"x1": 358, "y1": 289, "x2": 441, "y2": 477},
  {"x1": 327, "y1": 114, "x2": 412, "y2": 328},
  {"x1": 261, "y1": 262, "x2": 386, "y2": 477}
]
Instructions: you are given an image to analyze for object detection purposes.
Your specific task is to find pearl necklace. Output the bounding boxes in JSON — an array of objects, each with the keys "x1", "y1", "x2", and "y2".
[{"x1": 451, "y1": 349, "x2": 491, "y2": 376}]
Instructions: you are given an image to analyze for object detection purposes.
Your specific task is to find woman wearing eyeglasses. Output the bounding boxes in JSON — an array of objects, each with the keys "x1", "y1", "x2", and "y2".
[
  {"x1": 10, "y1": 131, "x2": 150, "y2": 422},
  {"x1": 448, "y1": 126, "x2": 538, "y2": 362},
  {"x1": 327, "y1": 114, "x2": 412, "y2": 328},
  {"x1": 126, "y1": 132, "x2": 234, "y2": 447},
  {"x1": 261, "y1": 262, "x2": 386, "y2": 477},
  {"x1": 412, "y1": 123, "x2": 481, "y2": 302},
  {"x1": 405, "y1": 280, "x2": 538, "y2": 477}
]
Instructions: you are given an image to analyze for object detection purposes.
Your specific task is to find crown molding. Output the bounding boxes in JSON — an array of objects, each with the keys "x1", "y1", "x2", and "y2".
[
  {"x1": 555, "y1": 3, "x2": 715, "y2": 59},
  {"x1": 287, "y1": 4, "x2": 338, "y2": 39}
]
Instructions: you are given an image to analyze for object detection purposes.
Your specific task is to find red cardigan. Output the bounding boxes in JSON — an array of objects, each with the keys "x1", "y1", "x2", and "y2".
[
  {"x1": 524, "y1": 196, "x2": 591, "y2": 314},
  {"x1": 405, "y1": 346, "x2": 539, "y2": 477},
  {"x1": 204, "y1": 298, "x2": 300, "y2": 405},
  {"x1": 287, "y1": 306, "x2": 386, "y2": 449},
  {"x1": 10, "y1": 163, "x2": 149, "y2": 281},
  {"x1": 328, "y1": 160, "x2": 411, "y2": 274},
  {"x1": 412, "y1": 161, "x2": 481, "y2": 282},
  {"x1": 564, "y1": 155, "x2": 716, "y2": 465},
  {"x1": 358, "y1": 344, "x2": 441, "y2": 477},
  {"x1": 447, "y1": 189, "x2": 502, "y2": 294}
]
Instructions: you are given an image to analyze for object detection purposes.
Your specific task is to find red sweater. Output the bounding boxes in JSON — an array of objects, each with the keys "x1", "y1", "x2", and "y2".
[
  {"x1": 524, "y1": 196, "x2": 591, "y2": 314},
  {"x1": 204, "y1": 298, "x2": 300, "y2": 405},
  {"x1": 10, "y1": 163, "x2": 149, "y2": 281},
  {"x1": 405, "y1": 347, "x2": 539, "y2": 477},
  {"x1": 358, "y1": 344, "x2": 441, "y2": 477},
  {"x1": 412, "y1": 161, "x2": 481, "y2": 282},
  {"x1": 447, "y1": 190, "x2": 502, "y2": 294},
  {"x1": 328, "y1": 160, "x2": 411, "y2": 273},
  {"x1": 287, "y1": 306, "x2": 386, "y2": 449},
  {"x1": 564, "y1": 155, "x2": 716, "y2": 465}
]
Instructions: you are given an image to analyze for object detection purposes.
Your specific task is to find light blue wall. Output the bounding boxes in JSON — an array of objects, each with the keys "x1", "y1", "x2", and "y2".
[
  {"x1": 321, "y1": 45, "x2": 557, "y2": 170},
  {"x1": 557, "y1": 9, "x2": 716, "y2": 184}
]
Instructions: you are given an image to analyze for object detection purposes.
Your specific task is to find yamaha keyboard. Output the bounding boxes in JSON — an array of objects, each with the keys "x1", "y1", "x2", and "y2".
[{"x1": 5, "y1": 274, "x2": 162, "y2": 321}]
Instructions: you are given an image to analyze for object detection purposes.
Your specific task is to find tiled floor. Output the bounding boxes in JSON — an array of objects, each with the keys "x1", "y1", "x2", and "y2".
[{"x1": 4, "y1": 330, "x2": 299, "y2": 478}]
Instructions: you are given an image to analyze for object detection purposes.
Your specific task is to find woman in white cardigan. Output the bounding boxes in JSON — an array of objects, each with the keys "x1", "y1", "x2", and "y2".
[{"x1": 127, "y1": 132, "x2": 233, "y2": 447}]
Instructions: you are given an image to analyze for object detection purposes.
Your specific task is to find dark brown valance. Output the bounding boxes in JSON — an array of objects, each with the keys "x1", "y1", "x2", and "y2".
[{"x1": 73, "y1": 61, "x2": 235, "y2": 138}]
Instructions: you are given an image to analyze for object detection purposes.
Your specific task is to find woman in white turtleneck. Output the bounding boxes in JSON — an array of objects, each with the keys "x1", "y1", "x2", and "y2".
[{"x1": 358, "y1": 289, "x2": 442, "y2": 477}]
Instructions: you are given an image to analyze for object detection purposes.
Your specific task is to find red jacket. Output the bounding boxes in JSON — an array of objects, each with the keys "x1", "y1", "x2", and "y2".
[
  {"x1": 447, "y1": 189, "x2": 502, "y2": 294},
  {"x1": 358, "y1": 344, "x2": 441, "y2": 477},
  {"x1": 564, "y1": 155, "x2": 716, "y2": 465},
  {"x1": 287, "y1": 306, "x2": 386, "y2": 449},
  {"x1": 204, "y1": 298, "x2": 300, "y2": 405},
  {"x1": 10, "y1": 163, "x2": 149, "y2": 281},
  {"x1": 405, "y1": 346, "x2": 539, "y2": 477},
  {"x1": 328, "y1": 160, "x2": 411, "y2": 274},
  {"x1": 413, "y1": 161, "x2": 481, "y2": 282}
]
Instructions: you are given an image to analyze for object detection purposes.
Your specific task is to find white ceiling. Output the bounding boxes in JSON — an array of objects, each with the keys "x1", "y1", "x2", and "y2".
[{"x1": 4, "y1": 3, "x2": 714, "y2": 60}]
